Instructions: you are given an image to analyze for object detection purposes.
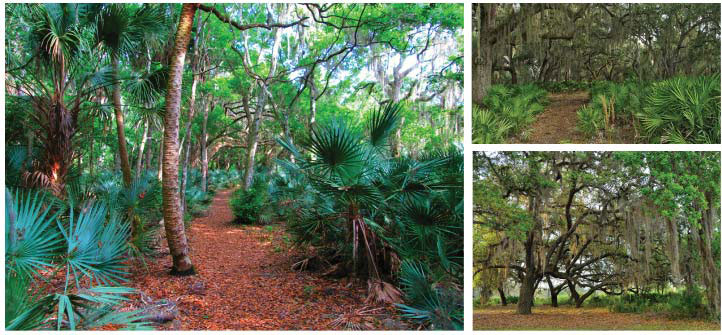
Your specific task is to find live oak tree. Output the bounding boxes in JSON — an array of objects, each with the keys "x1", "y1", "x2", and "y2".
[
  {"x1": 472, "y1": 3, "x2": 720, "y2": 104},
  {"x1": 474, "y1": 152, "x2": 721, "y2": 317}
]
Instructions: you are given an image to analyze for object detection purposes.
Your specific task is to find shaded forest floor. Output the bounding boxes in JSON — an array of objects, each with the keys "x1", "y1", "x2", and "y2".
[
  {"x1": 474, "y1": 305, "x2": 720, "y2": 330},
  {"x1": 513, "y1": 91, "x2": 589, "y2": 143},
  {"x1": 511, "y1": 90, "x2": 637, "y2": 144},
  {"x1": 121, "y1": 189, "x2": 406, "y2": 330}
]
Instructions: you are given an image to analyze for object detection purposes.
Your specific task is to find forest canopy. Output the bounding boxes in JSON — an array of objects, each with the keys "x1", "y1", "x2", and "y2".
[{"x1": 472, "y1": 4, "x2": 721, "y2": 144}]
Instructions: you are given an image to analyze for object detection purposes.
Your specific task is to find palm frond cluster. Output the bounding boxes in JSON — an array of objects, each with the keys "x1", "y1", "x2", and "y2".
[
  {"x1": 4, "y1": 163, "x2": 235, "y2": 330},
  {"x1": 577, "y1": 75, "x2": 721, "y2": 143},
  {"x1": 269, "y1": 103, "x2": 463, "y2": 330},
  {"x1": 472, "y1": 84, "x2": 548, "y2": 143},
  {"x1": 5, "y1": 188, "x2": 151, "y2": 330}
]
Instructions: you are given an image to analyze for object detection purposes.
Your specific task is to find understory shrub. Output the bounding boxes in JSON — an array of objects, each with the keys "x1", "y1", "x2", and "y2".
[
  {"x1": 274, "y1": 103, "x2": 463, "y2": 330},
  {"x1": 208, "y1": 169, "x2": 242, "y2": 190},
  {"x1": 538, "y1": 80, "x2": 591, "y2": 93},
  {"x1": 229, "y1": 178, "x2": 272, "y2": 225},
  {"x1": 5, "y1": 188, "x2": 151, "y2": 330},
  {"x1": 578, "y1": 75, "x2": 720, "y2": 143},
  {"x1": 638, "y1": 74, "x2": 721, "y2": 143},
  {"x1": 473, "y1": 83, "x2": 548, "y2": 143},
  {"x1": 604, "y1": 288, "x2": 709, "y2": 319},
  {"x1": 577, "y1": 104, "x2": 605, "y2": 137},
  {"x1": 472, "y1": 107, "x2": 512, "y2": 144},
  {"x1": 397, "y1": 260, "x2": 463, "y2": 330}
]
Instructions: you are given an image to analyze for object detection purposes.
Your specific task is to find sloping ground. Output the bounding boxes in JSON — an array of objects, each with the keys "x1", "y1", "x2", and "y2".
[
  {"x1": 123, "y1": 189, "x2": 404, "y2": 330},
  {"x1": 474, "y1": 305, "x2": 720, "y2": 330},
  {"x1": 513, "y1": 91, "x2": 589, "y2": 144}
]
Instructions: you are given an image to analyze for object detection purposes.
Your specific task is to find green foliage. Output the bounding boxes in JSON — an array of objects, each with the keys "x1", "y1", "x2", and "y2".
[
  {"x1": 597, "y1": 289, "x2": 710, "y2": 320},
  {"x1": 638, "y1": 74, "x2": 721, "y2": 143},
  {"x1": 5, "y1": 188, "x2": 150, "y2": 330},
  {"x1": 472, "y1": 107, "x2": 512, "y2": 144},
  {"x1": 396, "y1": 260, "x2": 463, "y2": 330},
  {"x1": 538, "y1": 80, "x2": 591, "y2": 93},
  {"x1": 229, "y1": 178, "x2": 272, "y2": 225},
  {"x1": 577, "y1": 104, "x2": 604, "y2": 137},
  {"x1": 473, "y1": 83, "x2": 548, "y2": 143},
  {"x1": 208, "y1": 169, "x2": 242, "y2": 190},
  {"x1": 276, "y1": 103, "x2": 463, "y2": 329}
]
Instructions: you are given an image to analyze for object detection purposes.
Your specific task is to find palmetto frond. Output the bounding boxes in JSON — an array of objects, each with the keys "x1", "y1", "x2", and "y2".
[
  {"x1": 395, "y1": 260, "x2": 462, "y2": 330},
  {"x1": 638, "y1": 74, "x2": 721, "y2": 143},
  {"x1": 472, "y1": 107, "x2": 512, "y2": 144},
  {"x1": 366, "y1": 102, "x2": 401, "y2": 148},
  {"x1": 126, "y1": 64, "x2": 169, "y2": 106},
  {"x1": 59, "y1": 203, "x2": 130, "y2": 288},
  {"x1": 28, "y1": 4, "x2": 84, "y2": 68},
  {"x1": 308, "y1": 121, "x2": 365, "y2": 178},
  {"x1": 6, "y1": 189, "x2": 63, "y2": 279}
]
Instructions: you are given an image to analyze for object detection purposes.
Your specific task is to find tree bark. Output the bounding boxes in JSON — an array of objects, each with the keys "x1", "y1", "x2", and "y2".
[
  {"x1": 243, "y1": 24, "x2": 282, "y2": 190},
  {"x1": 144, "y1": 123, "x2": 153, "y2": 171},
  {"x1": 309, "y1": 71, "x2": 318, "y2": 131},
  {"x1": 135, "y1": 118, "x2": 149, "y2": 177},
  {"x1": 243, "y1": 91, "x2": 264, "y2": 190},
  {"x1": 200, "y1": 100, "x2": 210, "y2": 192},
  {"x1": 568, "y1": 280, "x2": 580, "y2": 306},
  {"x1": 546, "y1": 275, "x2": 558, "y2": 307},
  {"x1": 517, "y1": 230, "x2": 536, "y2": 314},
  {"x1": 161, "y1": 3, "x2": 198, "y2": 275},
  {"x1": 517, "y1": 195, "x2": 541, "y2": 315},
  {"x1": 699, "y1": 192, "x2": 720, "y2": 318},
  {"x1": 112, "y1": 56, "x2": 133, "y2": 186},
  {"x1": 180, "y1": 14, "x2": 203, "y2": 213},
  {"x1": 497, "y1": 286, "x2": 507, "y2": 306},
  {"x1": 472, "y1": 4, "x2": 495, "y2": 105}
]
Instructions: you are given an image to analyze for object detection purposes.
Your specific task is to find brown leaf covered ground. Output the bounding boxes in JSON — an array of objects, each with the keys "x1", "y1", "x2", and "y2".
[
  {"x1": 474, "y1": 305, "x2": 721, "y2": 330},
  {"x1": 512, "y1": 91, "x2": 637, "y2": 144},
  {"x1": 122, "y1": 189, "x2": 404, "y2": 330},
  {"x1": 515, "y1": 91, "x2": 589, "y2": 144}
]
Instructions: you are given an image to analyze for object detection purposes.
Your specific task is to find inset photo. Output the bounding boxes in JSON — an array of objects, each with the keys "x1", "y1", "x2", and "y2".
[
  {"x1": 471, "y1": 4, "x2": 721, "y2": 144},
  {"x1": 473, "y1": 151, "x2": 721, "y2": 330}
]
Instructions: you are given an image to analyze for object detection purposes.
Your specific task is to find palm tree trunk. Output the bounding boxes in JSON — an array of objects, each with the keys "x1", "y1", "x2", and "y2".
[
  {"x1": 180, "y1": 13, "x2": 203, "y2": 213},
  {"x1": 161, "y1": 3, "x2": 198, "y2": 275},
  {"x1": 112, "y1": 56, "x2": 133, "y2": 186},
  {"x1": 135, "y1": 118, "x2": 149, "y2": 177}
]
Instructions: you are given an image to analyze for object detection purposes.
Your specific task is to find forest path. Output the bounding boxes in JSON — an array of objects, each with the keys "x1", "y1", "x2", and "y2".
[
  {"x1": 474, "y1": 305, "x2": 720, "y2": 330},
  {"x1": 126, "y1": 189, "x2": 390, "y2": 330},
  {"x1": 514, "y1": 91, "x2": 589, "y2": 144}
]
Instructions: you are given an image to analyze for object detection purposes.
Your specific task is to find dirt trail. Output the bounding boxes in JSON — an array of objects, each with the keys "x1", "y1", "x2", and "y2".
[
  {"x1": 474, "y1": 305, "x2": 720, "y2": 330},
  {"x1": 126, "y1": 189, "x2": 397, "y2": 330},
  {"x1": 514, "y1": 91, "x2": 589, "y2": 144}
]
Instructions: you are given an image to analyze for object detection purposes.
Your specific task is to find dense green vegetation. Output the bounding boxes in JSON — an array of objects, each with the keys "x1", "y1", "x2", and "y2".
[
  {"x1": 5, "y1": 3, "x2": 463, "y2": 330},
  {"x1": 474, "y1": 152, "x2": 721, "y2": 325},
  {"x1": 472, "y1": 4, "x2": 721, "y2": 143},
  {"x1": 472, "y1": 84, "x2": 547, "y2": 143}
]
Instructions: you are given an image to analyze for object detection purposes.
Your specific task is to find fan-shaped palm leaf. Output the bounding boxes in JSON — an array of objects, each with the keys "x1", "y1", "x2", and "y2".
[
  {"x1": 366, "y1": 102, "x2": 401, "y2": 148},
  {"x1": 6, "y1": 189, "x2": 63, "y2": 279}
]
